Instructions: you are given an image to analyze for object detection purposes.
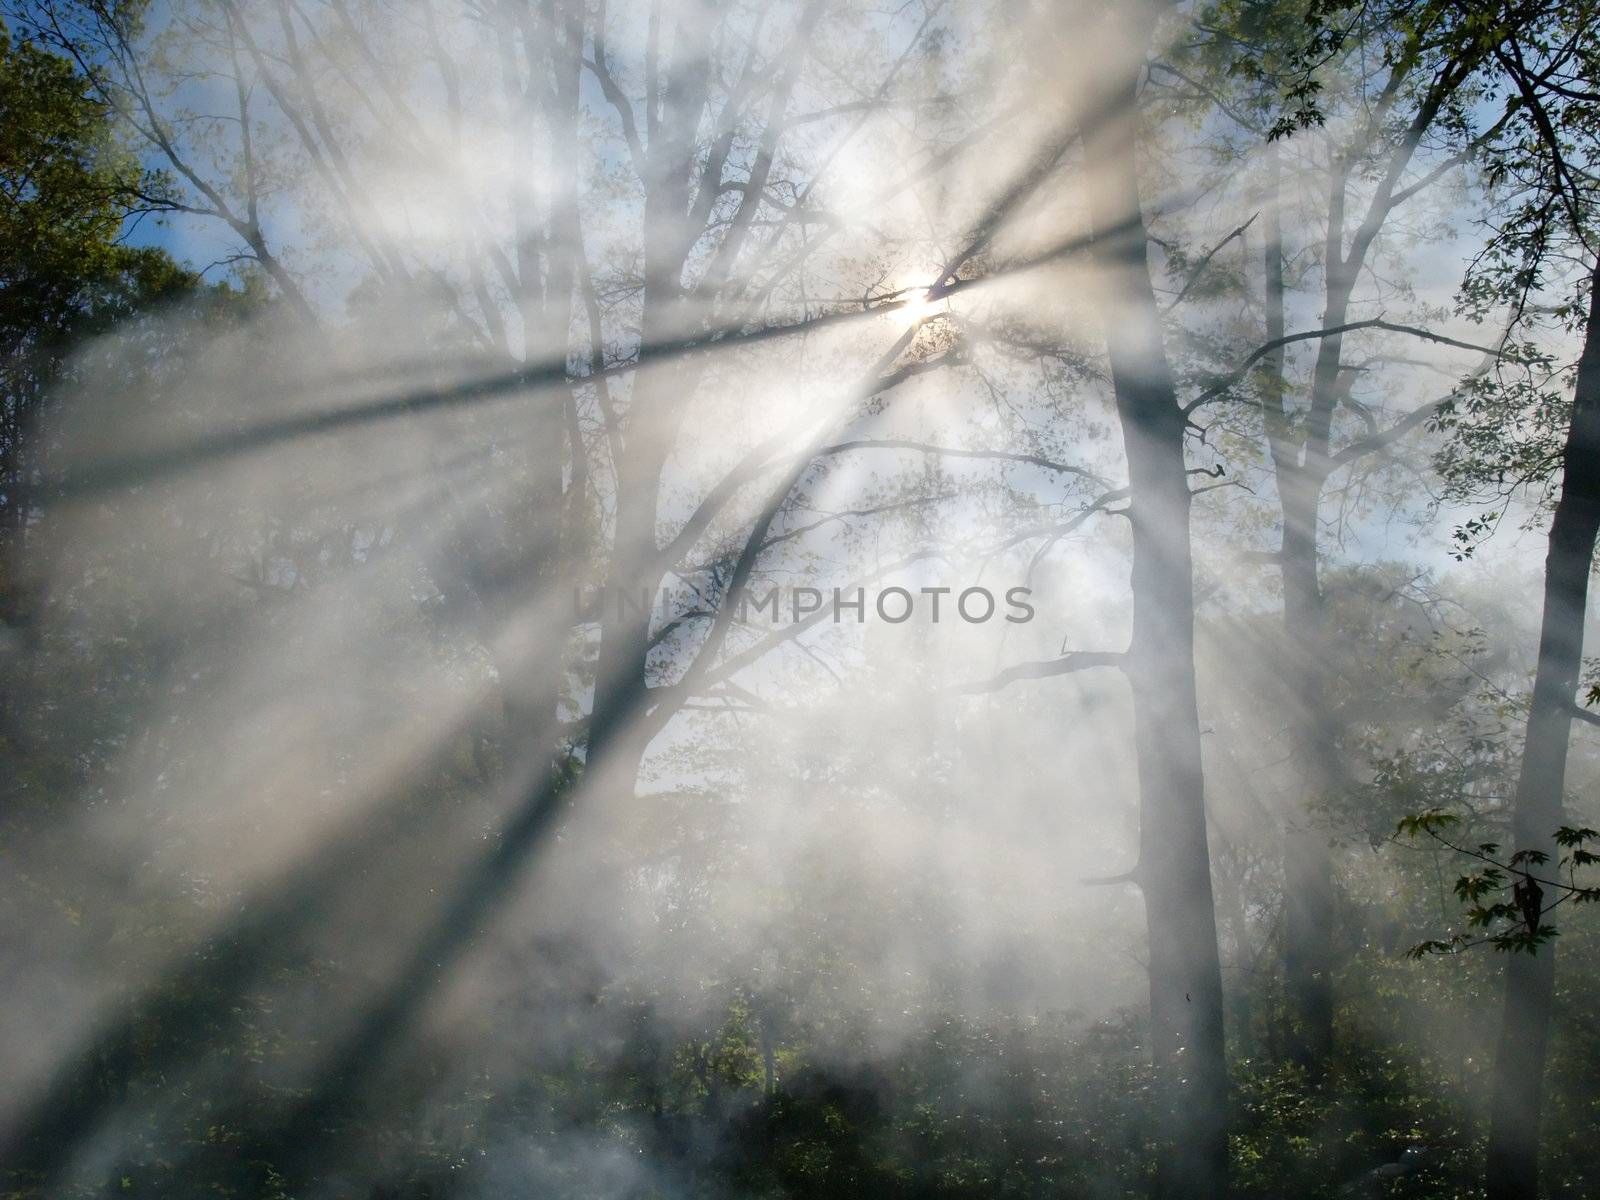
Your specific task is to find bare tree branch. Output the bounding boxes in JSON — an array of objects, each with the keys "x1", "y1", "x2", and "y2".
[{"x1": 953, "y1": 650, "x2": 1124, "y2": 694}]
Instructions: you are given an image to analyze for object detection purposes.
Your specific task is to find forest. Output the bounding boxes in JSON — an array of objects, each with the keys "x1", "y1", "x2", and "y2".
[{"x1": 2, "y1": 0, "x2": 1599, "y2": 1197}]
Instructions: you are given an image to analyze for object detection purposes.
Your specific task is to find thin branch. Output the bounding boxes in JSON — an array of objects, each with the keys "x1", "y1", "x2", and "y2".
[
  {"x1": 1163, "y1": 213, "x2": 1258, "y2": 312},
  {"x1": 953, "y1": 650, "x2": 1124, "y2": 695},
  {"x1": 820, "y1": 438, "x2": 1111, "y2": 488},
  {"x1": 1184, "y1": 320, "x2": 1525, "y2": 416}
]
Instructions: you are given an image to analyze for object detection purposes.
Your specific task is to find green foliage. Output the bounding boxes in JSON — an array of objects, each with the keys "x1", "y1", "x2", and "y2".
[
  {"x1": 1398, "y1": 813, "x2": 1600, "y2": 956},
  {"x1": 1426, "y1": 0, "x2": 1600, "y2": 536},
  {"x1": 0, "y1": 21, "x2": 200, "y2": 590},
  {"x1": 1230, "y1": 1048, "x2": 1479, "y2": 1200},
  {"x1": 0, "y1": 24, "x2": 179, "y2": 364}
]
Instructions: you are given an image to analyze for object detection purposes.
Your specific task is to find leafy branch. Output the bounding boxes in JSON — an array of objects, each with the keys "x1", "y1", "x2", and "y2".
[{"x1": 1396, "y1": 810, "x2": 1600, "y2": 956}]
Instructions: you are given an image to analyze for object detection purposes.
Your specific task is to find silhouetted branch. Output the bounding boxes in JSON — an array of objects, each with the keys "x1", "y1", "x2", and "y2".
[
  {"x1": 953, "y1": 650, "x2": 1124, "y2": 694},
  {"x1": 1184, "y1": 320, "x2": 1525, "y2": 416}
]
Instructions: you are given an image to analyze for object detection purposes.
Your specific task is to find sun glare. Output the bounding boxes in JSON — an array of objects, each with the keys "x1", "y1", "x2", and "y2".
[{"x1": 889, "y1": 285, "x2": 939, "y2": 328}]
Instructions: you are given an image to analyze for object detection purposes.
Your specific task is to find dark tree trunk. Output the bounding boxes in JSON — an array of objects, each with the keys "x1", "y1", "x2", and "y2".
[
  {"x1": 1485, "y1": 262, "x2": 1600, "y2": 1200},
  {"x1": 1277, "y1": 461, "x2": 1337, "y2": 1074},
  {"x1": 1082, "y1": 52, "x2": 1231, "y2": 1200}
]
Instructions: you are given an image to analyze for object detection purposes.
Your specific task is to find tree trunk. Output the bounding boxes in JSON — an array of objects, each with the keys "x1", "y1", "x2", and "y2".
[
  {"x1": 590, "y1": 3, "x2": 713, "y2": 797},
  {"x1": 1261, "y1": 144, "x2": 1352, "y2": 1076},
  {"x1": 1485, "y1": 262, "x2": 1600, "y2": 1200},
  {"x1": 508, "y1": 9, "x2": 579, "y2": 771},
  {"x1": 468, "y1": 0, "x2": 583, "y2": 772},
  {"x1": 1082, "y1": 49, "x2": 1231, "y2": 1200},
  {"x1": 1277, "y1": 460, "x2": 1337, "y2": 1074}
]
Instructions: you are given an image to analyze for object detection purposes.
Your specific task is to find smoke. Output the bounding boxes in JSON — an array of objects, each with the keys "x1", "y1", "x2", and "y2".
[{"x1": 0, "y1": 0, "x2": 1579, "y2": 1195}]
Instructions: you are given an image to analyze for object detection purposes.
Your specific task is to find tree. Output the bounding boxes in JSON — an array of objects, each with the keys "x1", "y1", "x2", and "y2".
[
  {"x1": 0, "y1": 23, "x2": 190, "y2": 577},
  {"x1": 0, "y1": 22, "x2": 207, "y2": 764},
  {"x1": 1077, "y1": 4, "x2": 1230, "y2": 1194},
  {"x1": 1170, "y1": 0, "x2": 1520, "y2": 1073},
  {"x1": 1423, "y1": 5, "x2": 1600, "y2": 1195}
]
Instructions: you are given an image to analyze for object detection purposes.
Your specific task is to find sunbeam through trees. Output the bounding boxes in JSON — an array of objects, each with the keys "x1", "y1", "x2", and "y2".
[{"x1": 3, "y1": 2, "x2": 1600, "y2": 1198}]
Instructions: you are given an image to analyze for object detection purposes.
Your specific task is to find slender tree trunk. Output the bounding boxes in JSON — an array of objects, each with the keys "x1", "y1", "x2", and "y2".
[
  {"x1": 1082, "y1": 46, "x2": 1230, "y2": 1200},
  {"x1": 591, "y1": 378, "x2": 676, "y2": 790},
  {"x1": 1260, "y1": 145, "x2": 1348, "y2": 1075},
  {"x1": 1485, "y1": 262, "x2": 1600, "y2": 1200},
  {"x1": 588, "y1": 254, "x2": 694, "y2": 796},
  {"x1": 1278, "y1": 459, "x2": 1337, "y2": 1075},
  {"x1": 1260, "y1": 44, "x2": 1474, "y2": 1063},
  {"x1": 1215, "y1": 835, "x2": 1259, "y2": 1058},
  {"x1": 590, "y1": 4, "x2": 712, "y2": 795},
  {"x1": 508, "y1": 4, "x2": 579, "y2": 765}
]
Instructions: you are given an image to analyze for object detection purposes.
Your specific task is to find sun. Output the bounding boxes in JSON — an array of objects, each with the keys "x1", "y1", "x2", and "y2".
[{"x1": 887, "y1": 285, "x2": 940, "y2": 329}]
